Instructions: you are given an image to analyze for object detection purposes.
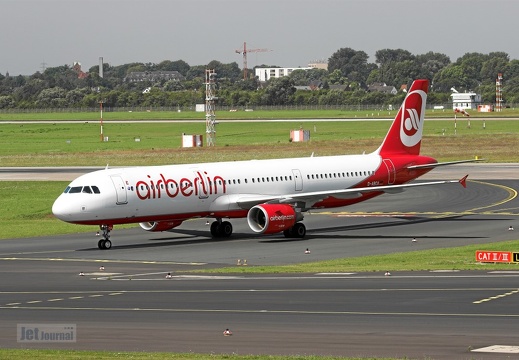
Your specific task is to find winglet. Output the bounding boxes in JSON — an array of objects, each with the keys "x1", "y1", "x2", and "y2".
[{"x1": 459, "y1": 175, "x2": 469, "y2": 188}]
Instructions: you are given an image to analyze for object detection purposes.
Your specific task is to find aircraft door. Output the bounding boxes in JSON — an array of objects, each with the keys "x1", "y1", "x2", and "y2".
[
  {"x1": 110, "y1": 175, "x2": 128, "y2": 205},
  {"x1": 192, "y1": 170, "x2": 209, "y2": 199},
  {"x1": 292, "y1": 169, "x2": 303, "y2": 191},
  {"x1": 382, "y1": 159, "x2": 396, "y2": 185}
]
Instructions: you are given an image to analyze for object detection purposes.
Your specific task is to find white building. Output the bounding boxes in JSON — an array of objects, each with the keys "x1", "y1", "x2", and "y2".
[
  {"x1": 255, "y1": 67, "x2": 312, "y2": 82},
  {"x1": 451, "y1": 92, "x2": 482, "y2": 110}
]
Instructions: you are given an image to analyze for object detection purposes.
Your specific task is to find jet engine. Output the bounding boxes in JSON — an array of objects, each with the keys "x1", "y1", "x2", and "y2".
[
  {"x1": 247, "y1": 204, "x2": 297, "y2": 234},
  {"x1": 139, "y1": 220, "x2": 183, "y2": 232}
]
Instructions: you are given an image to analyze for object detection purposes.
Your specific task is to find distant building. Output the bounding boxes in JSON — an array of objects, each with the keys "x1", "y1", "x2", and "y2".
[
  {"x1": 255, "y1": 67, "x2": 312, "y2": 82},
  {"x1": 125, "y1": 71, "x2": 184, "y2": 83},
  {"x1": 308, "y1": 61, "x2": 328, "y2": 70},
  {"x1": 451, "y1": 91, "x2": 481, "y2": 110},
  {"x1": 367, "y1": 82, "x2": 397, "y2": 95},
  {"x1": 72, "y1": 62, "x2": 88, "y2": 79}
]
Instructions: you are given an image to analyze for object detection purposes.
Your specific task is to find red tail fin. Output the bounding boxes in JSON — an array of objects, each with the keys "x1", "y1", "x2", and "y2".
[{"x1": 377, "y1": 79, "x2": 429, "y2": 156}]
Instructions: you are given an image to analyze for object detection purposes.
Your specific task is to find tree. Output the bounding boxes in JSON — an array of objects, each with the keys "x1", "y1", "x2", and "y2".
[
  {"x1": 289, "y1": 69, "x2": 312, "y2": 86},
  {"x1": 163, "y1": 79, "x2": 184, "y2": 92},
  {"x1": 42, "y1": 65, "x2": 81, "y2": 90},
  {"x1": 262, "y1": 77, "x2": 296, "y2": 105},
  {"x1": 156, "y1": 59, "x2": 190, "y2": 75},
  {"x1": 375, "y1": 49, "x2": 414, "y2": 65},
  {"x1": 36, "y1": 87, "x2": 67, "y2": 108},
  {"x1": 65, "y1": 89, "x2": 89, "y2": 107},
  {"x1": 455, "y1": 52, "x2": 488, "y2": 86},
  {"x1": 433, "y1": 64, "x2": 471, "y2": 92},
  {"x1": 415, "y1": 52, "x2": 451, "y2": 80},
  {"x1": 480, "y1": 53, "x2": 510, "y2": 83},
  {"x1": 326, "y1": 69, "x2": 348, "y2": 85},
  {"x1": 0, "y1": 95, "x2": 15, "y2": 109},
  {"x1": 13, "y1": 78, "x2": 46, "y2": 101},
  {"x1": 328, "y1": 48, "x2": 374, "y2": 87},
  {"x1": 186, "y1": 65, "x2": 206, "y2": 80},
  {"x1": 205, "y1": 60, "x2": 241, "y2": 82}
]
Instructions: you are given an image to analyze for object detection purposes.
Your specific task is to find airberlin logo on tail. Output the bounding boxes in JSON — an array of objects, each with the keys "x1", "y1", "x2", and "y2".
[{"x1": 400, "y1": 89, "x2": 427, "y2": 148}]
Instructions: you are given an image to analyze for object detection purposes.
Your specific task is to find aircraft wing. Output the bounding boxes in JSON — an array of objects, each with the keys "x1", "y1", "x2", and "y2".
[{"x1": 236, "y1": 175, "x2": 468, "y2": 210}]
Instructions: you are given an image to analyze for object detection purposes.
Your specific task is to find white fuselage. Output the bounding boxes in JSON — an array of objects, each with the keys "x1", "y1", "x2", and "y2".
[{"x1": 52, "y1": 153, "x2": 384, "y2": 225}]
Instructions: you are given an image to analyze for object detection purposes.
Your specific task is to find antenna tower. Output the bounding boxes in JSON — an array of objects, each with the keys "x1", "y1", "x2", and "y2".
[
  {"x1": 495, "y1": 73, "x2": 503, "y2": 112},
  {"x1": 235, "y1": 42, "x2": 272, "y2": 80},
  {"x1": 205, "y1": 69, "x2": 217, "y2": 146}
]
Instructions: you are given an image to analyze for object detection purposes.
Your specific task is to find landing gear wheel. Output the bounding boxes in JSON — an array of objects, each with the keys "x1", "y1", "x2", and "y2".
[
  {"x1": 97, "y1": 239, "x2": 112, "y2": 250},
  {"x1": 210, "y1": 221, "x2": 220, "y2": 237},
  {"x1": 220, "y1": 221, "x2": 233, "y2": 237},
  {"x1": 210, "y1": 220, "x2": 233, "y2": 238},
  {"x1": 283, "y1": 223, "x2": 306, "y2": 238},
  {"x1": 293, "y1": 223, "x2": 306, "y2": 238}
]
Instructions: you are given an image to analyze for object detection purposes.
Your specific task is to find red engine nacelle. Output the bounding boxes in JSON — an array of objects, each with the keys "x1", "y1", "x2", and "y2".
[
  {"x1": 139, "y1": 221, "x2": 183, "y2": 232},
  {"x1": 247, "y1": 204, "x2": 297, "y2": 234}
]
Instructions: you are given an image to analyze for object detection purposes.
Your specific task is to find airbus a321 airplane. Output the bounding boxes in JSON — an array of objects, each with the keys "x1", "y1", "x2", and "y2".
[{"x1": 53, "y1": 79, "x2": 472, "y2": 250}]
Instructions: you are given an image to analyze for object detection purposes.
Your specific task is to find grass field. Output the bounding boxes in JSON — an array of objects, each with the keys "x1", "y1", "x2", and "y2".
[
  {"x1": 199, "y1": 239, "x2": 519, "y2": 273},
  {"x1": 0, "y1": 119, "x2": 517, "y2": 166},
  {"x1": 0, "y1": 349, "x2": 395, "y2": 360},
  {"x1": 1, "y1": 107, "x2": 519, "y2": 121}
]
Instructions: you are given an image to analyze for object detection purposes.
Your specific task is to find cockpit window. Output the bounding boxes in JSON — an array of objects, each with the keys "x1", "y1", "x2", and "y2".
[
  {"x1": 64, "y1": 185, "x2": 101, "y2": 194},
  {"x1": 68, "y1": 186, "x2": 83, "y2": 194}
]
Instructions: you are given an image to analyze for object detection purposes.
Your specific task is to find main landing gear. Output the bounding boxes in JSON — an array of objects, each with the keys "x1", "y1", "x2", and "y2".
[
  {"x1": 210, "y1": 219, "x2": 233, "y2": 238},
  {"x1": 97, "y1": 224, "x2": 112, "y2": 250},
  {"x1": 283, "y1": 223, "x2": 306, "y2": 238}
]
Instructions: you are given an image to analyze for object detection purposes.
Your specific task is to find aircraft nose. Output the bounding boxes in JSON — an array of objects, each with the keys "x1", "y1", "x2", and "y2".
[{"x1": 52, "y1": 195, "x2": 73, "y2": 222}]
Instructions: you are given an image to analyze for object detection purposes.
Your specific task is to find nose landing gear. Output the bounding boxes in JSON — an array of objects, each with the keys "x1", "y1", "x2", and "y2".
[{"x1": 97, "y1": 224, "x2": 113, "y2": 250}]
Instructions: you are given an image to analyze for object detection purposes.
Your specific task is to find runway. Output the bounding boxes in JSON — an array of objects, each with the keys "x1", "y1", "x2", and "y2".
[{"x1": 0, "y1": 165, "x2": 518, "y2": 358}]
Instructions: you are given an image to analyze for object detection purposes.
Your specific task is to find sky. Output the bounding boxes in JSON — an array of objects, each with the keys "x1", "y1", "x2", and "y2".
[{"x1": 1, "y1": 0, "x2": 519, "y2": 76}]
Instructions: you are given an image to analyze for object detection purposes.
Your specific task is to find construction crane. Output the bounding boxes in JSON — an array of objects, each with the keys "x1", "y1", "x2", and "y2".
[{"x1": 235, "y1": 42, "x2": 272, "y2": 80}]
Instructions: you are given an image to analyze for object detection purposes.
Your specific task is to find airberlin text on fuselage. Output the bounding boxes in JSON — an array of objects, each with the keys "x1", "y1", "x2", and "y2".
[{"x1": 135, "y1": 171, "x2": 226, "y2": 200}]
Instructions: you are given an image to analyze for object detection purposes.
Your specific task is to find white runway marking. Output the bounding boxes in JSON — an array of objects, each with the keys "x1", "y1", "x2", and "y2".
[{"x1": 472, "y1": 345, "x2": 519, "y2": 354}]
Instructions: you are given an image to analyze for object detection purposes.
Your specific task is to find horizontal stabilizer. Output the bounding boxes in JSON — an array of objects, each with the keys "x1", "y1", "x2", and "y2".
[{"x1": 406, "y1": 158, "x2": 484, "y2": 170}]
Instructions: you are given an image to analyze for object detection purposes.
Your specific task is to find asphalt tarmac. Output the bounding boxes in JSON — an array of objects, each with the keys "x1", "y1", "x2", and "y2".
[{"x1": 0, "y1": 164, "x2": 518, "y2": 359}]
